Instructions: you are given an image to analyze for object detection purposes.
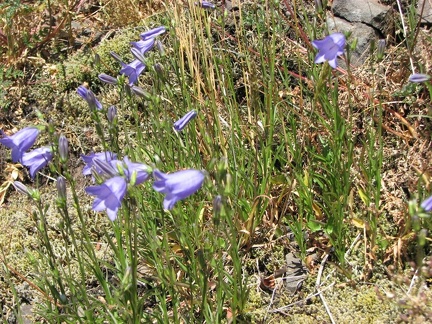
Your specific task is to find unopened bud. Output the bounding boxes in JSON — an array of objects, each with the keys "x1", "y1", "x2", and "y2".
[
  {"x1": 213, "y1": 195, "x2": 223, "y2": 214},
  {"x1": 107, "y1": 105, "x2": 117, "y2": 124},
  {"x1": 92, "y1": 158, "x2": 118, "y2": 178},
  {"x1": 124, "y1": 84, "x2": 132, "y2": 97},
  {"x1": 155, "y1": 40, "x2": 165, "y2": 55},
  {"x1": 58, "y1": 134, "x2": 68, "y2": 163},
  {"x1": 94, "y1": 53, "x2": 101, "y2": 66},
  {"x1": 315, "y1": 0, "x2": 323, "y2": 12},
  {"x1": 13, "y1": 181, "x2": 31, "y2": 197},
  {"x1": 110, "y1": 51, "x2": 123, "y2": 63},
  {"x1": 56, "y1": 176, "x2": 67, "y2": 201},
  {"x1": 377, "y1": 39, "x2": 386, "y2": 60},
  {"x1": 99, "y1": 73, "x2": 118, "y2": 85},
  {"x1": 154, "y1": 63, "x2": 164, "y2": 77},
  {"x1": 131, "y1": 86, "x2": 151, "y2": 100},
  {"x1": 131, "y1": 47, "x2": 146, "y2": 64}
]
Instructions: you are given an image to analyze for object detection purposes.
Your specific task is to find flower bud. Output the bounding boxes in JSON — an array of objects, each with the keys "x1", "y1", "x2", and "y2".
[
  {"x1": 409, "y1": 73, "x2": 431, "y2": 83},
  {"x1": 107, "y1": 105, "x2": 117, "y2": 124},
  {"x1": 110, "y1": 51, "x2": 123, "y2": 63},
  {"x1": 131, "y1": 47, "x2": 146, "y2": 64},
  {"x1": 58, "y1": 134, "x2": 68, "y2": 163},
  {"x1": 197, "y1": 1, "x2": 216, "y2": 9},
  {"x1": 314, "y1": 0, "x2": 323, "y2": 12},
  {"x1": 213, "y1": 195, "x2": 223, "y2": 214},
  {"x1": 140, "y1": 26, "x2": 166, "y2": 41},
  {"x1": 99, "y1": 73, "x2": 118, "y2": 85},
  {"x1": 155, "y1": 40, "x2": 165, "y2": 55},
  {"x1": 131, "y1": 86, "x2": 151, "y2": 100},
  {"x1": 377, "y1": 39, "x2": 385, "y2": 60},
  {"x1": 154, "y1": 63, "x2": 164, "y2": 77},
  {"x1": 92, "y1": 158, "x2": 118, "y2": 178},
  {"x1": 94, "y1": 53, "x2": 100, "y2": 66},
  {"x1": 56, "y1": 176, "x2": 67, "y2": 201},
  {"x1": 13, "y1": 181, "x2": 31, "y2": 197},
  {"x1": 174, "y1": 110, "x2": 198, "y2": 131}
]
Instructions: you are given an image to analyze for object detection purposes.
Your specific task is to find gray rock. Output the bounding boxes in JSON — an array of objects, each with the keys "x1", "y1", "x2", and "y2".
[
  {"x1": 284, "y1": 253, "x2": 308, "y2": 294},
  {"x1": 332, "y1": 0, "x2": 391, "y2": 33},
  {"x1": 327, "y1": 16, "x2": 379, "y2": 66},
  {"x1": 417, "y1": 0, "x2": 432, "y2": 24}
]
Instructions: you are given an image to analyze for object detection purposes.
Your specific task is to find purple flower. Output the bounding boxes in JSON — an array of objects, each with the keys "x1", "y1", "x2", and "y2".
[
  {"x1": 99, "y1": 73, "x2": 118, "y2": 85},
  {"x1": 85, "y1": 176, "x2": 127, "y2": 221},
  {"x1": 93, "y1": 158, "x2": 119, "y2": 178},
  {"x1": 0, "y1": 127, "x2": 39, "y2": 162},
  {"x1": 153, "y1": 169, "x2": 205, "y2": 210},
  {"x1": 421, "y1": 195, "x2": 432, "y2": 212},
  {"x1": 312, "y1": 32, "x2": 346, "y2": 69},
  {"x1": 120, "y1": 156, "x2": 150, "y2": 185},
  {"x1": 77, "y1": 86, "x2": 103, "y2": 110},
  {"x1": 140, "y1": 26, "x2": 166, "y2": 41},
  {"x1": 174, "y1": 110, "x2": 198, "y2": 131},
  {"x1": 120, "y1": 59, "x2": 146, "y2": 85},
  {"x1": 197, "y1": 1, "x2": 216, "y2": 9},
  {"x1": 408, "y1": 73, "x2": 431, "y2": 83},
  {"x1": 81, "y1": 151, "x2": 117, "y2": 176},
  {"x1": 131, "y1": 38, "x2": 155, "y2": 55},
  {"x1": 21, "y1": 146, "x2": 53, "y2": 178}
]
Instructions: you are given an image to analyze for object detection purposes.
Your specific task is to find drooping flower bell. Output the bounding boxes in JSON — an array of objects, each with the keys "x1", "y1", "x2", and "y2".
[
  {"x1": 0, "y1": 127, "x2": 40, "y2": 162},
  {"x1": 21, "y1": 146, "x2": 53, "y2": 178},
  {"x1": 77, "y1": 86, "x2": 103, "y2": 110},
  {"x1": 120, "y1": 59, "x2": 146, "y2": 85},
  {"x1": 81, "y1": 151, "x2": 118, "y2": 176},
  {"x1": 85, "y1": 176, "x2": 127, "y2": 221},
  {"x1": 153, "y1": 169, "x2": 205, "y2": 210}
]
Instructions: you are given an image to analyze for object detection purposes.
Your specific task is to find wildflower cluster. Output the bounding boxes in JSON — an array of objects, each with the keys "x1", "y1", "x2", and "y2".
[
  {"x1": 98, "y1": 26, "x2": 166, "y2": 86},
  {"x1": 76, "y1": 26, "x2": 205, "y2": 219},
  {"x1": 0, "y1": 26, "x2": 207, "y2": 220}
]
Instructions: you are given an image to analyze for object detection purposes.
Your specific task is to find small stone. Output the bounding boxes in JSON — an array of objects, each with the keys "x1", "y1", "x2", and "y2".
[{"x1": 284, "y1": 253, "x2": 308, "y2": 294}]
